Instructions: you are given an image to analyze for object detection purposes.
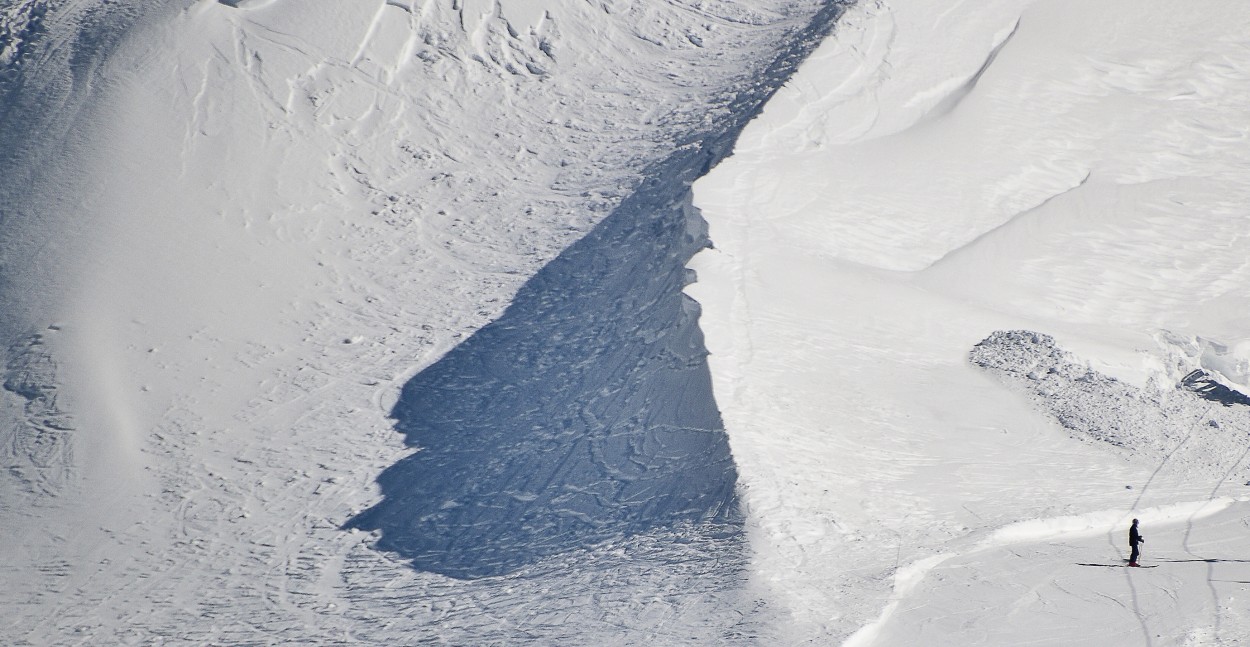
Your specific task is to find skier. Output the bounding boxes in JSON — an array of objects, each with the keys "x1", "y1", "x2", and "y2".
[{"x1": 1128, "y1": 518, "x2": 1145, "y2": 567}]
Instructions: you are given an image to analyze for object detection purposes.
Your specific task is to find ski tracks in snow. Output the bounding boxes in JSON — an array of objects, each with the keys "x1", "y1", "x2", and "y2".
[
  {"x1": 2, "y1": 0, "x2": 849, "y2": 643},
  {"x1": 847, "y1": 498, "x2": 1250, "y2": 646}
]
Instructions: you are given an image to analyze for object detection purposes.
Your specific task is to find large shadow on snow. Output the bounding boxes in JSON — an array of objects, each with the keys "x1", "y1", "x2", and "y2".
[
  {"x1": 347, "y1": 180, "x2": 737, "y2": 579},
  {"x1": 345, "y1": 1, "x2": 850, "y2": 580}
]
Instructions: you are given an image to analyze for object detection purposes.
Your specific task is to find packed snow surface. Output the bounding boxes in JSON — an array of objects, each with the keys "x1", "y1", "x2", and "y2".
[
  {"x1": 4, "y1": 0, "x2": 1250, "y2": 644},
  {"x1": 691, "y1": 0, "x2": 1250, "y2": 644}
]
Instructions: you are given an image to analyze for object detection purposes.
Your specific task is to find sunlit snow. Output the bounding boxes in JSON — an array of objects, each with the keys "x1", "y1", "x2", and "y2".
[
  {"x1": 2, "y1": 0, "x2": 1249, "y2": 645},
  {"x1": 691, "y1": 0, "x2": 1250, "y2": 643}
]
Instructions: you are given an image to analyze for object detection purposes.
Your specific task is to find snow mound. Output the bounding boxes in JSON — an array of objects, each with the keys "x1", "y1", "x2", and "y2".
[
  {"x1": 971, "y1": 330, "x2": 1250, "y2": 480},
  {"x1": 971, "y1": 330, "x2": 1151, "y2": 449}
]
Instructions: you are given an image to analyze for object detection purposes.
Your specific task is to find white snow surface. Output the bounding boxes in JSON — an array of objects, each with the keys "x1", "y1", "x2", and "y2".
[
  {"x1": 0, "y1": 0, "x2": 841, "y2": 643},
  {"x1": 4, "y1": 0, "x2": 1250, "y2": 645},
  {"x1": 691, "y1": 0, "x2": 1250, "y2": 644}
]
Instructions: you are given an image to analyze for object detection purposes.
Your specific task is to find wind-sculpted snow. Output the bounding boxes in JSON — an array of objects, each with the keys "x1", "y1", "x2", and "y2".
[
  {"x1": 0, "y1": 0, "x2": 164, "y2": 517},
  {"x1": 0, "y1": 0, "x2": 149, "y2": 318},
  {"x1": 0, "y1": 0, "x2": 158, "y2": 157},
  {"x1": 0, "y1": 0, "x2": 51, "y2": 99},
  {"x1": 971, "y1": 330, "x2": 1250, "y2": 479}
]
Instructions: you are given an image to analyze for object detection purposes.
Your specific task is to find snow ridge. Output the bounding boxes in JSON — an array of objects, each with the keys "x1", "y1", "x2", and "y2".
[{"x1": 691, "y1": 0, "x2": 1250, "y2": 642}]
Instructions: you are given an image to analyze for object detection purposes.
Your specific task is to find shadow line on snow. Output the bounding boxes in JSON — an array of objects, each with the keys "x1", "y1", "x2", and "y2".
[
  {"x1": 344, "y1": 1, "x2": 853, "y2": 580},
  {"x1": 1076, "y1": 563, "x2": 1156, "y2": 568}
]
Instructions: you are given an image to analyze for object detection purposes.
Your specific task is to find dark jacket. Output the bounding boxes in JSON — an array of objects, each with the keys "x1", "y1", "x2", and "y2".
[{"x1": 1129, "y1": 524, "x2": 1142, "y2": 546}]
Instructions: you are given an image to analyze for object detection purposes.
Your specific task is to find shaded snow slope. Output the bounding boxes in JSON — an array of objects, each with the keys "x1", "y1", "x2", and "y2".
[
  {"x1": 345, "y1": 153, "x2": 741, "y2": 580},
  {"x1": 692, "y1": 0, "x2": 1250, "y2": 643},
  {"x1": 342, "y1": 0, "x2": 854, "y2": 585},
  {"x1": 0, "y1": 0, "x2": 853, "y2": 643}
]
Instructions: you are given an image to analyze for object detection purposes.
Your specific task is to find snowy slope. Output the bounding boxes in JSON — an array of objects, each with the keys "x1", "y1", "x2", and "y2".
[
  {"x1": 0, "y1": 0, "x2": 856, "y2": 644},
  {"x1": 8, "y1": 0, "x2": 1250, "y2": 644},
  {"x1": 691, "y1": 0, "x2": 1250, "y2": 644}
]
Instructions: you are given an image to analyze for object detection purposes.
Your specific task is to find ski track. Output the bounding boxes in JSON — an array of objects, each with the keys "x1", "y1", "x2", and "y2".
[{"x1": 857, "y1": 499, "x2": 1250, "y2": 646}]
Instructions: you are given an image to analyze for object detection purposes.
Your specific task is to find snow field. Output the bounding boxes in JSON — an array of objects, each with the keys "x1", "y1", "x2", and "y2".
[
  {"x1": 0, "y1": 0, "x2": 852, "y2": 644},
  {"x1": 6, "y1": 0, "x2": 1250, "y2": 643},
  {"x1": 692, "y1": 0, "x2": 1250, "y2": 643}
]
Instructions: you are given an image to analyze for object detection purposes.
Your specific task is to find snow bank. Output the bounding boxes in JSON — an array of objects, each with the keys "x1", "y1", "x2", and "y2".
[{"x1": 841, "y1": 553, "x2": 950, "y2": 647}]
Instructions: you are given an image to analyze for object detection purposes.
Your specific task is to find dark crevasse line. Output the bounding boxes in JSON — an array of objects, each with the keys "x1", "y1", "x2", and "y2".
[{"x1": 346, "y1": 0, "x2": 853, "y2": 580}]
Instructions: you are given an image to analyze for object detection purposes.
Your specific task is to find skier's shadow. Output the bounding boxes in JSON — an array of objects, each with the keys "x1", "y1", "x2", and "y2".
[
  {"x1": 344, "y1": 147, "x2": 741, "y2": 579},
  {"x1": 1076, "y1": 563, "x2": 1157, "y2": 568}
]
